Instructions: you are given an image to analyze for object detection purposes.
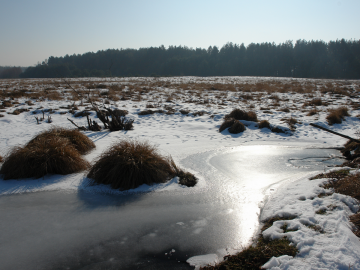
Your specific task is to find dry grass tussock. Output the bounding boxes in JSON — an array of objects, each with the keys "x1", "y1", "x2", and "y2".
[
  {"x1": 87, "y1": 140, "x2": 198, "y2": 190},
  {"x1": 307, "y1": 108, "x2": 318, "y2": 116},
  {"x1": 326, "y1": 106, "x2": 350, "y2": 125},
  {"x1": 219, "y1": 118, "x2": 246, "y2": 134},
  {"x1": 0, "y1": 137, "x2": 89, "y2": 179},
  {"x1": 304, "y1": 98, "x2": 323, "y2": 107},
  {"x1": 259, "y1": 120, "x2": 271, "y2": 129},
  {"x1": 27, "y1": 127, "x2": 95, "y2": 155},
  {"x1": 281, "y1": 117, "x2": 299, "y2": 131},
  {"x1": 228, "y1": 120, "x2": 246, "y2": 134},
  {"x1": 341, "y1": 140, "x2": 360, "y2": 161},
  {"x1": 219, "y1": 118, "x2": 236, "y2": 132},
  {"x1": 225, "y1": 108, "x2": 258, "y2": 122}
]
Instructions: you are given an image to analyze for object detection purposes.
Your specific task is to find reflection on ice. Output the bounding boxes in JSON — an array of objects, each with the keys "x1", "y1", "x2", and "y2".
[{"x1": 0, "y1": 146, "x2": 343, "y2": 270}]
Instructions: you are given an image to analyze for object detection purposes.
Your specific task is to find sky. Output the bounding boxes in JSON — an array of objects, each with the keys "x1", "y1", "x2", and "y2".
[{"x1": 1, "y1": 0, "x2": 359, "y2": 66}]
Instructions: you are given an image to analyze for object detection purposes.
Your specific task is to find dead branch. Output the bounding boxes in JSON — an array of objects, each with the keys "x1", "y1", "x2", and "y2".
[{"x1": 67, "y1": 118, "x2": 87, "y2": 131}]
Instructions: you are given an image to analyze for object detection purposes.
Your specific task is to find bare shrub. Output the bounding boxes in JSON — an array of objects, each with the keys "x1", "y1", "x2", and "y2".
[
  {"x1": 112, "y1": 109, "x2": 128, "y2": 117},
  {"x1": 95, "y1": 109, "x2": 134, "y2": 131},
  {"x1": 228, "y1": 120, "x2": 246, "y2": 134},
  {"x1": 259, "y1": 120, "x2": 271, "y2": 129},
  {"x1": 87, "y1": 140, "x2": 177, "y2": 190},
  {"x1": 27, "y1": 127, "x2": 95, "y2": 155},
  {"x1": 0, "y1": 137, "x2": 89, "y2": 180}
]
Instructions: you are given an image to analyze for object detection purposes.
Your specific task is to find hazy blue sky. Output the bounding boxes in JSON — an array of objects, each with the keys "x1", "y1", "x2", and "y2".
[{"x1": 1, "y1": 0, "x2": 359, "y2": 66}]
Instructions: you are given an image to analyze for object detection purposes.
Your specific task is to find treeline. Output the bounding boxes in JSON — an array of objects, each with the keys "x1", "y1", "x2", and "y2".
[
  {"x1": 17, "y1": 39, "x2": 360, "y2": 79},
  {"x1": 0, "y1": 66, "x2": 23, "y2": 79}
]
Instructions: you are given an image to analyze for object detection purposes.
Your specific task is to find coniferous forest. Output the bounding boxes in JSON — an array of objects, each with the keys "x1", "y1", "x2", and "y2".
[{"x1": 3, "y1": 39, "x2": 360, "y2": 79}]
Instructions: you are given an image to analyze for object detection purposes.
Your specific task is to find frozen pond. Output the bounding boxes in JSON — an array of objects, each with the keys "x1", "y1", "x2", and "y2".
[{"x1": 0, "y1": 146, "x2": 344, "y2": 270}]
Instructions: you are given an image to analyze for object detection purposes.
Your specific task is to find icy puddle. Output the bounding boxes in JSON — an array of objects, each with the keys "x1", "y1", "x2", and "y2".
[{"x1": 0, "y1": 146, "x2": 344, "y2": 270}]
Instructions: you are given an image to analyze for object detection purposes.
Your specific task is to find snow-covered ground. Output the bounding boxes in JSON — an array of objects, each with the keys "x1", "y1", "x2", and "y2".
[{"x1": 0, "y1": 76, "x2": 359, "y2": 269}]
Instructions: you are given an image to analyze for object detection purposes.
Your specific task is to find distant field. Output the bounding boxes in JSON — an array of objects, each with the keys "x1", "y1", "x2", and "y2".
[{"x1": 1, "y1": 76, "x2": 359, "y2": 116}]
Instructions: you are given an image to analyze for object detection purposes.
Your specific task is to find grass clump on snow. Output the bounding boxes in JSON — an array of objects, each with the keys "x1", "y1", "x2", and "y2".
[
  {"x1": 0, "y1": 136, "x2": 89, "y2": 179},
  {"x1": 341, "y1": 139, "x2": 360, "y2": 161},
  {"x1": 219, "y1": 118, "x2": 236, "y2": 132},
  {"x1": 225, "y1": 108, "x2": 258, "y2": 122},
  {"x1": 219, "y1": 108, "x2": 256, "y2": 134},
  {"x1": 228, "y1": 120, "x2": 246, "y2": 134},
  {"x1": 0, "y1": 127, "x2": 94, "y2": 179},
  {"x1": 26, "y1": 127, "x2": 95, "y2": 155},
  {"x1": 259, "y1": 120, "x2": 271, "y2": 129},
  {"x1": 201, "y1": 216, "x2": 298, "y2": 270},
  {"x1": 326, "y1": 106, "x2": 350, "y2": 125},
  {"x1": 219, "y1": 118, "x2": 246, "y2": 134},
  {"x1": 87, "y1": 140, "x2": 197, "y2": 190}
]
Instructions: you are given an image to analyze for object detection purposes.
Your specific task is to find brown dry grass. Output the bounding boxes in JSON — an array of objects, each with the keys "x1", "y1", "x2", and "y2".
[
  {"x1": 27, "y1": 127, "x2": 95, "y2": 155},
  {"x1": 225, "y1": 108, "x2": 258, "y2": 122},
  {"x1": 322, "y1": 172, "x2": 360, "y2": 201},
  {"x1": 87, "y1": 140, "x2": 176, "y2": 190},
  {"x1": 341, "y1": 140, "x2": 360, "y2": 160},
  {"x1": 0, "y1": 137, "x2": 89, "y2": 179},
  {"x1": 307, "y1": 108, "x2": 318, "y2": 116},
  {"x1": 259, "y1": 120, "x2": 271, "y2": 129},
  {"x1": 305, "y1": 98, "x2": 323, "y2": 107},
  {"x1": 219, "y1": 118, "x2": 236, "y2": 132},
  {"x1": 326, "y1": 106, "x2": 350, "y2": 125},
  {"x1": 228, "y1": 120, "x2": 246, "y2": 134},
  {"x1": 350, "y1": 213, "x2": 360, "y2": 237}
]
